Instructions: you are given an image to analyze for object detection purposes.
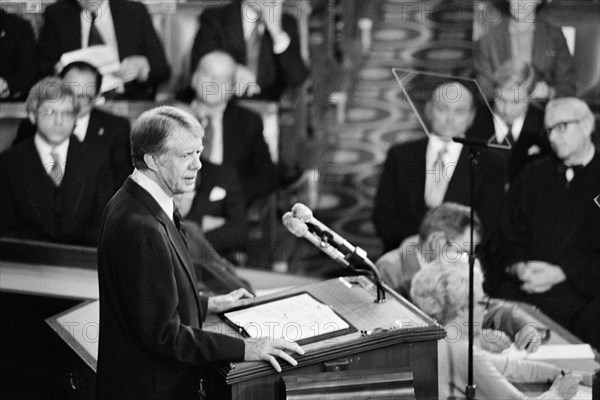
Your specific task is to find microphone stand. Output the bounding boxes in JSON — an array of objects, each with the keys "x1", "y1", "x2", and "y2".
[
  {"x1": 452, "y1": 136, "x2": 488, "y2": 400},
  {"x1": 316, "y1": 229, "x2": 386, "y2": 303}
]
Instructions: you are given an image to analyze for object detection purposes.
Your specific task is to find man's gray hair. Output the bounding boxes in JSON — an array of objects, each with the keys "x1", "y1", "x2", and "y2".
[{"x1": 131, "y1": 106, "x2": 203, "y2": 170}]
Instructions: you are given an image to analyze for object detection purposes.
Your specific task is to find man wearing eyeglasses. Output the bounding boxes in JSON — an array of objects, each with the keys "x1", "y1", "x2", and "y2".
[
  {"x1": 14, "y1": 61, "x2": 132, "y2": 192},
  {"x1": 496, "y1": 97, "x2": 600, "y2": 348},
  {"x1": 0, "y1": 77, "x2": 112, "y2": 246}
]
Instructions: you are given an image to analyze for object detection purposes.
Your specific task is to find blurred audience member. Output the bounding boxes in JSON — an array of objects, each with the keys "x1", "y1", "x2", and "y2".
[
  {"x1": 37, "y1": 0, "x2": 170, "y2": 99},
  {"x1": 496, "y1": 97, "x2": 600, "y2": 348},
  {"x1": 378, "y1": 202, "x2": 546, "y2": 354},
  {"x1": 471, "y1": 60, "x2": 551, "y2": 185},
  {"x1": 189, "y1": 51, "x2": 278, "y2": 204},
  {"x1": 373, "y1": 82, "x2": 504, "y2": 253},
  {"x1": 474, "y1": 0, "x2": 575, "y2": 100},
  {"x1": 411, "y1": 265, "x2": 586, "y2": 400},
  {"x1": 190, "y1": 0, "x2": 308, "y2": 101},
  {"x1": 174, "y1": 161, "x2": 248, "y2": 260},
  {"x1": 0, "y1": 77, "x2": 112, "y2": 245},
  {"x1": 0, "y1": 9, "x2": 37, "y2": 101},
  {"x1": 14, "y1": 62, "x2": 132, "y2": 192}
]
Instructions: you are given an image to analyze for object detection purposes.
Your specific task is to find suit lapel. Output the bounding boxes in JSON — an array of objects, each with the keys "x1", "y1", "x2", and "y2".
[
  {"x1": 59, "y1": 140, "x2": 87, "y2": 234},
  {"x1": 124, "y1": 179, "x2": 201, "y2": 310},
  {"x1": 445, "y1": 148, "x2": 470, "y2": 203},
  {"x1": 108, "y1": 0, "x2": 127, "y2": 59},
  {"x1": 20, "y1": 140, "x2": 57, "y2": 236},
  {"x1": 64, "y1": 2, "x2": 82, "y2": 51},
  {"x1": 229, "y1": 3, "x2": 246, "y2": 63},
  {"x1": 85, "y1": 109, "x2": 102, "y2": 145},
  {"x1": 531, "y1": 21, "x2": 547, "y2": 75}
]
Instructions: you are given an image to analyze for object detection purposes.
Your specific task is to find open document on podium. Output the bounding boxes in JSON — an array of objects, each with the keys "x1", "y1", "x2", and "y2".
[{"x1": 222, "y1": 293, "x2": 356, "y2": 345}]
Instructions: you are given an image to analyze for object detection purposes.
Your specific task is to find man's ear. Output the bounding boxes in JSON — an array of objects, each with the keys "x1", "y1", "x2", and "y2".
[
  {"x1": 144, "y1": 153, "x2": 158, "y2": 173},
  {"x1": 28, "y1": 111, "x2": 37, "y2": 126}
]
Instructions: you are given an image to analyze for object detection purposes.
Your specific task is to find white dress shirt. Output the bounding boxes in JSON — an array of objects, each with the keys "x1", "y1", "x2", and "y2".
[
  {"x1": 80, "y1": 0, "x2": 120, "y2": 59},
  {"x1": 493, "y1": 114, "x2": 525, "y2": 144},
  {"x1": 131, "y1": 169, "x2": 174, "y2": 222},
  {"x1": 35, "y1": 134, "x2": 70, "y2": 177},
  {"x1": 241, "y1": 2, "x2": 290, "y2": 54},
  {"x1": 424, "y1": 135, "x2": 463, "y2": 208},
  {"x1": 73, "y1": 113, "x2": 91, "y2": 142},
  {"x1": 191, "y1": 100, "x2": 224, "y2": 165}
]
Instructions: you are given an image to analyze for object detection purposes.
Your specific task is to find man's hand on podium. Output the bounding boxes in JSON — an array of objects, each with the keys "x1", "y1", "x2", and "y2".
[
  {"x1": 244, "y1": 337, "x2": 305, "y2": 372},
  {"x1": 207, "y1": 288, "x2": 254, "y2": 313}
]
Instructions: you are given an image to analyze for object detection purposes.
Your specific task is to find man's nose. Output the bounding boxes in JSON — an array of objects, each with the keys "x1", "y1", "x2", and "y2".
[{"x1": 191, "y1": 155, "x2": 202, "y2": 170}]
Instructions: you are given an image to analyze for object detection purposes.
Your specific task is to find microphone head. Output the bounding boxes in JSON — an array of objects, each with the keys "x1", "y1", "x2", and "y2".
[
  {"x1": 282, "y1": 212, "x2": 308, "y2": 237},
  {"x1": 291, "y1": 203, "x2": 313, "y2": 222}
]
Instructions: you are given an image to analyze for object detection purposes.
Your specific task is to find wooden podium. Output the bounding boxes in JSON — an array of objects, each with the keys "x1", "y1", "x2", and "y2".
[{"x1": 200, "y1": 276, "x2": 445, "y2": 400}]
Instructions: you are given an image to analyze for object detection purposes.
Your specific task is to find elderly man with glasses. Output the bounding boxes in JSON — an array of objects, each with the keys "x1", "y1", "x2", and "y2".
[{"x1": 494, "y1": 97, "x2": 600, "y2": 348}]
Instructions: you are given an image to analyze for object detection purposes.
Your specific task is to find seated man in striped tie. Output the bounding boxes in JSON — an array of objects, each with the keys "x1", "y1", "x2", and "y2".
[
  {"x1": 372, "y1": 81, "x2": 505, "y2": 254},
  {"x1": 0, "y1": 77, "x2": 112, "y2": 246}
]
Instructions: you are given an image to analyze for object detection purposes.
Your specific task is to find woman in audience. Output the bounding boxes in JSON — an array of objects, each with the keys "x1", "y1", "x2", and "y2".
[
  {"x1": 474, "y1": 0, "x2": 575, "y2": 100},
  {"x1": 411, "y1": 265, "x2": 585, "y2": 400}
]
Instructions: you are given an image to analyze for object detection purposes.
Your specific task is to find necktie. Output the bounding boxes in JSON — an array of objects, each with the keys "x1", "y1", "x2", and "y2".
[
  {"x1": 505, "y1": 124, "x2": 514, "y2": 146},
  {"x1": 202, "y1": 115, "x2": 214, "y2": 161},
  {"x1": 245, "y1": 23, "x2": 261, "y2": 77},
  {"x1": 173, "y1": 205, "x2": 187, "y2": 244},
  {"x1": 425, "y1": 145, "x2": 449, "y2": 208},
  {"x1": 48, "y1": 151, "x2": 63, "y2": 186},
  {"x1": 88, "y1": 12, "x2": 104, "y2": 46}
]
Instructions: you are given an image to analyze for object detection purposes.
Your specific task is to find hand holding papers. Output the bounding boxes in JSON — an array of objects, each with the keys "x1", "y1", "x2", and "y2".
[{"x1": 59, "y1": 45, "x2": 123, "y2": 93}]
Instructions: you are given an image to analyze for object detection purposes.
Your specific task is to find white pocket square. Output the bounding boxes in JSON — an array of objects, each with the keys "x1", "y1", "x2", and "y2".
[
  {"x1": 209, "y1": 186, "x2": 227, "y2": 202},
  {"x1": 527, "y1": 145, "x2": 541, "y2": 156}
]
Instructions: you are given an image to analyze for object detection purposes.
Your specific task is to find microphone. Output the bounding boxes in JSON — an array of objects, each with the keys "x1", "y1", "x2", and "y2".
[
  {"x1": 288, "y1": 205, "x2": 386, "y2": 303},
  {"x1": 291, "y1": 203, "x2": 357, "y2": 255},
  {"x1": 282, "y1": 212, "x2": 350, "y2": 268}
]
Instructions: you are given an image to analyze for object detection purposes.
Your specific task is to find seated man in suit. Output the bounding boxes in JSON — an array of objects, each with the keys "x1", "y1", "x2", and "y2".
[
  {"x1": 377, "y1": 202, "x2": 546, "y2": 354},
  {"x1": 190, "y1": 0, "x2": 308, "y2": 101},
  {"x1": 14, "y1": 61, "x2": 132, "y2": 192},
  {"x1": 470, "y1": 60, "x2": 551, "y2": 185},
  {"x1": 174, "y1": 161, "x2": 249, "y2": 261},
  {"x1": 373, "y1": 81, "x2": 505, "y2": 253},
  {"x1": 0, "y1": 77, "x2": 112, "y2": 246},
  {"x1": 496, "y1": 97, "x2": 600, "y2": 348},
  {"x1": 0, "y1": 10, "x2": 37, "y2": 101},
  {"x1": 37, "y1": 0, "x2": 170, "y2": 100},
  {"x1": 188, "y1": 50, "x2": 278, "y2": 204}
]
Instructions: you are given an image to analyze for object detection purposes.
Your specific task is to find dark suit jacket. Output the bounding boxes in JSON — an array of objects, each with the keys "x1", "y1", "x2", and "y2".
[
  {"x1": 96, "y1": 177, "x2": 245, "y2": 399},
  {"x1": 0, "y1": 137, "x2": 112, "y2": 246},
  {"x1": 186, "y1": 161, "x2": 248, "y2": 253},
  {"x1": 37, "y1": 0, "x2": 170, "y2": 99},
  {"x1": 14, "y1": 108, "x2": 132, "y2": 192},
  {"x1": 190, "y1": 0, "x2": 308, "y2": 101},
  {"x1": 469, "y1": 104, "x2": 551, "y2": 184},
  {"x1": 474, "y1": 18, "x2": 576, "y2": 98},
  {"x1": 494, "y1": 151, "x2": 600, "y2": 329},
  {"x1": 0, "y1": 10, "x2": 37, "y2": 101},
  {"x1": 372, "y1": 137, "x2": 505, "y2": 253},
  {"x1": 221, "y1": 102, "x2": 278, "y2": 203}
]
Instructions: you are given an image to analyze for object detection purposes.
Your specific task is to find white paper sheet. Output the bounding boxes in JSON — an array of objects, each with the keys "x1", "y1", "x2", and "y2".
[{"x1": 224, "y1": 293, "x2": 350, "y2": 342}]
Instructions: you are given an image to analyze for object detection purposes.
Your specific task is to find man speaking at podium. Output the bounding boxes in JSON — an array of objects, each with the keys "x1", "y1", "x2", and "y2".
[{"x1": 96, "y1": 106, "x2": 303, "y2": 399}]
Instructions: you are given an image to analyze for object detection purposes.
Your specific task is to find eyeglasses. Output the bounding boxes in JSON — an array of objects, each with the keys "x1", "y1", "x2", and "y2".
[
  {"x1": 545, "y1": 119, "x2": 581, "y2": 136},
  {"x1": 38, "y1": 107, "x2": 76, "y2": 119}
]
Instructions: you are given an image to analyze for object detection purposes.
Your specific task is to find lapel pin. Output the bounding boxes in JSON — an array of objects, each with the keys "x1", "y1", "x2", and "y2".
[{"x1": 98, "y1": 128, "x2": 105, "y2": 136}]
